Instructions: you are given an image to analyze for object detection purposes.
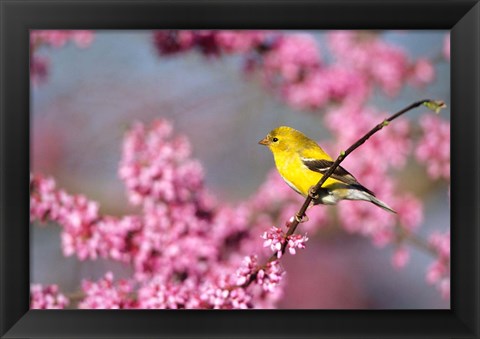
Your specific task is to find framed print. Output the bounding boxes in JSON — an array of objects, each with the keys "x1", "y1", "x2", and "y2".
[{"x1": 1, "y1": 1, "x2": 479, "y2": 338}]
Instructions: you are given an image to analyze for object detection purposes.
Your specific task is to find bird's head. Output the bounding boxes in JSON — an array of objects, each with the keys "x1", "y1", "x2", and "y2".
[{"x1": 258, "y1": 126, "x2": 308, "y2": 152}]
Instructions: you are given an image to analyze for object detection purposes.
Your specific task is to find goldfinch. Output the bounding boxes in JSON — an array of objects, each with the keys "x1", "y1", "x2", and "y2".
[{"x1": 259, "y1": 126, "x2": 395, "y2": 213}]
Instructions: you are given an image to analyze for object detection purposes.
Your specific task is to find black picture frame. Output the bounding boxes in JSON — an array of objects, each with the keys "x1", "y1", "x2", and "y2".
[{"x1": 1, "y1": 1, "x2": 478, "y2": 338}]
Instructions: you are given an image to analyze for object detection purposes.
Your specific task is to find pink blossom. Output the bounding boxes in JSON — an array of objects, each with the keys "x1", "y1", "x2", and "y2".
[
  {"x1": 30, "y1": 30, "x2": 94, "y2": 85},
  {"x1": 137, "y1": 277, "x2": 198, "y2": 309},
  {"x1": 395, "y1": 194, "x2": 424, "y2": 232},
  {"x1": 256, "y1": 260, "x2": 284, "y2": 293},
  {"x1": 282, "y1": 67, "x2": 369, "y2": 111},
  {"x1": 32, "y1": 117, "x2": 287, "y2": 308},
  {"x1": 443, "y1": 34, "x2": 450, "y2": 60},
  {"x1": 198, "y1": 274, "x2": 253, "y2": 309},
  {"x1": 153, "y1": 31, "x2": 196, "y2": 55},
  {"x1": 439, "y1": 279, "x2": 450, "y2": 299},
  {"x1": 287, "y1": 233, "x2": 309, "y2": 255},
  {"x1": 262, "y1": 226, "x2": 286, "y2": 258},
  {"x1": 328, "y1": 31, "x2": 374, "y2": 71},
  {"x1": 415, "y1": 115, "x2": 450, "y2": 180},
  {"x1": 153, "y1": 30, "x2": 269, "y2": 57},
  {"x1": 31, "y1": 173, "x2": 146, "y2": 262},
  {"x1": 328, "y1": 31, "x2": 434, "y2": 96},
  {"x1": 31, "y1": 30, "x2": 94, "y2": 48},
  {"x1": 262, "y1": 33, "x2": 321, "y2": 83},
  {"x1": 30, "y1": 174, "x2": 105, "y2": 260},
  {"x1": 429, "y1": 231, "x2": 450, "y2": 259},
  {"x1": 30, "y1": 55, "x2": 49, "y2": 86},
  {"x1": 214, "y1": 31, "x2": 268, "y2": 53},
  {"x1": 78, "y1": 272, "x2": 136, "y2": 309},
  {"x1": 338, "y1": 200, "x2": 396, "y2": 247},
  {"x1": 30, "y1": 174, "x2": 58, "y2": 222},
  {"x1": 392, "y1": 246, "x2": 410, "y2": 269},
  {"x1": 70, "y1": 30, "x2": 95, "y2": 48},
  {"x1": 409, "y1": 58, "x2": 435, "y2": 87},
  {"x1": 235, "y1": 255, "x2": 259, "y2": 286},
  {"x1": 119, "y1": 119, "x2": 204, "y2": 207},
  {"x1": 153, "y1": 30, "x2": 434, "y2": 112},
  {"x1": 426, "y1": 231, "x2": 450, "y2": 299},
  {"x1": 426, "y1": 260, "x2": 447, "y2": 284},
  {"x1": 119, "y1": 123, "x2": 226, "y2": 277},
  {"x1": 261, "y1": 226, "x2": 309, "y2": 257},
  {"x1": 325, "y1": 105, "x2": 412, "y2": 169},
  {"x1": 370, "y1": 44, "x2": 409, "y2": 96},
  {"x1": 30, "y1": 284, "x2": 69, "y2": 309},
  {"x1": 95, "y1": 216, "x2": 143, "y2": 262}
]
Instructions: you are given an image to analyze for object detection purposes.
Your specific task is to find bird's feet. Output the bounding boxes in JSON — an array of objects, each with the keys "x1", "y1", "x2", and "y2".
[
  {"x1": 294, "y1": 213, "x2": 309, "y2": 223},
  {"x1": 308, "y1": 186, "x2": 319, "y2": 200}
]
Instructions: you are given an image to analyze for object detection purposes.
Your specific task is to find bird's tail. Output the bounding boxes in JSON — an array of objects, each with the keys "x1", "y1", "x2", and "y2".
[
  {"x1": 368, "y1": 195, "x2": 397, "y2": 214},
  {"x1": 346, "y1": 188, "x2": 396, "y2": 213}
]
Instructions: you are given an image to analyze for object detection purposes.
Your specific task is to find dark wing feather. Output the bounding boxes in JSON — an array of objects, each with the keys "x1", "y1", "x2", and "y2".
[{"x1": 301, "y1": 158, "x2": 375, "y2": 196}]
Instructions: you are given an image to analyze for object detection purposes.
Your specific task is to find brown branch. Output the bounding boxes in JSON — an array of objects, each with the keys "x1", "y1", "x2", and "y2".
[{"x1": 237, "y1": 99, "x2": 445, "y2": 289}]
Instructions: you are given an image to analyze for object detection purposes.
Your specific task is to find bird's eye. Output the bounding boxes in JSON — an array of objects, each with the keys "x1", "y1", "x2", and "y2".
[{"x1": 272, "y1": 137, "x2": 279, "y2": 142}]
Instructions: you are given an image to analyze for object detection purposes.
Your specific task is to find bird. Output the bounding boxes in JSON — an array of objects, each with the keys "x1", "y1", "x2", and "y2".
[{"x1": 258, "y1": 126, "x2": 396, "y2": 214}]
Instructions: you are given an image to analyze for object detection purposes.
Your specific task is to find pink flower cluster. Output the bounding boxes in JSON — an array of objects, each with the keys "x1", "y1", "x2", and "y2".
[
  {"x1": 30, "y1": 284, "x2": 69, "y2": 309},
  {"x1": 235, "y1": 256, "x2": 284, "y2": 294},
  {"x1": 261, "y1": 226, "x2": 308, "y2": 258},
  {"x1": 118, "y1": 120, "x2": 204, "y2": 207},
  {"x1": 30, "y1": 30, "x2": 94, "y2": 85},
  {"x1": 31, "y1": 119, "x2": 290, "y2": 309},
  {"x1": 153, "y1": 31, "x2": 435, "y2": 112},
  {"x1": 261, "y1": 34, "x2": 321, "y2": 84},
  {"x1": 30, "y1": 173, "x2": 142, "y2": 261},
  {"x1": 391, "y1": 246, "x2": 410, "y2": 269},
  {"x1": 153, "y1": 30, "x2": 267, "y2": 56},
  {"x1": 426, "y1": 231, "x2": 450, "y2": 299},
  {"x1": 79, "y1": 272, "x2": 136, "y2": 309},
  {"x1": 31, "y1": 30, "x2": 94, "y2": 49},
  {"x1": 138, "y1": 276, "x2": 204, "y2": 309},
  {"x1": 328, "y1": 31, "x2": 435, "y2": 96},
  {"x1": 416, "y1": 114, "x2": 450, "y2": 180},
  {"x1": 443, "y1": 34, "x2": 450, "y2": 61}
]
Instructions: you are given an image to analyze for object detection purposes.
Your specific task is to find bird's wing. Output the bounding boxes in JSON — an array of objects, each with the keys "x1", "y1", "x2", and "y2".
[{"x1": 301, "y1": 158, "x2": 375, "y2": 196}]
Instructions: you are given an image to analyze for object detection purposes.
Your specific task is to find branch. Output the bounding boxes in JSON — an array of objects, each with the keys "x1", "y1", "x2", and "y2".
[{"x1": 238, "y1": 99, "x2": 446, "y2": 289}]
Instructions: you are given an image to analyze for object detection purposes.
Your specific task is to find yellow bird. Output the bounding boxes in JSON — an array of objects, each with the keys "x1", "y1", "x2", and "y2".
[{"x1": 259, "y1": 126, "x2": 395, "y2": 213}]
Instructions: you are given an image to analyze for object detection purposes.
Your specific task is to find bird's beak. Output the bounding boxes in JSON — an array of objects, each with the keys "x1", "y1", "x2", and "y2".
[{"x1": 258, "y1": 137, "x2": 269, "y2": 146}]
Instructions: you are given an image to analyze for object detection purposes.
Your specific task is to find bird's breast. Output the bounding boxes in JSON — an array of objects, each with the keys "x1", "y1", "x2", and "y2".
[{"x1": 273, "y1": 152, "x2": 323, "y2": 197}]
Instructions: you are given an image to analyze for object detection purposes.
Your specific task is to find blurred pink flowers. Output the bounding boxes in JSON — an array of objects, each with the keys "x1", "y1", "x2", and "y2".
[
  {"x1": 427, "y1": 231, "x2": 450, "y2": 299},
  {"x1": 31, "y1": 119, "x2": 288, "y2": 309},
  {"x1": 79, "y1": 272, "x2": 136, "y2": 309},
  {"x1": 30, "y1": 30, "x2": 94, "y2": 85},
  {"x1": 153, "y1": 30, "x2": 435, "y2": 111},
  {"x1": 31, "y1": 30, "x2": 94, "y2": 48},
  {"x1": 443, "y1": 34, "x2": 450, "y2": 60},
  {"x1": 392, "y1": 246, "x2": 410, "y2": 269},
  {"x1": 261, "y1": 226, "x2": 308, "y2": 258},
  {"x1": 30, "y1": 284, "x2": 69, "y2": 309},
  {"x1": 416, "y1": 115, "x2": 450, "y2": 180},
  {"x1": 31, "y1": 30, "x2": 450, "y2": 308}
]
